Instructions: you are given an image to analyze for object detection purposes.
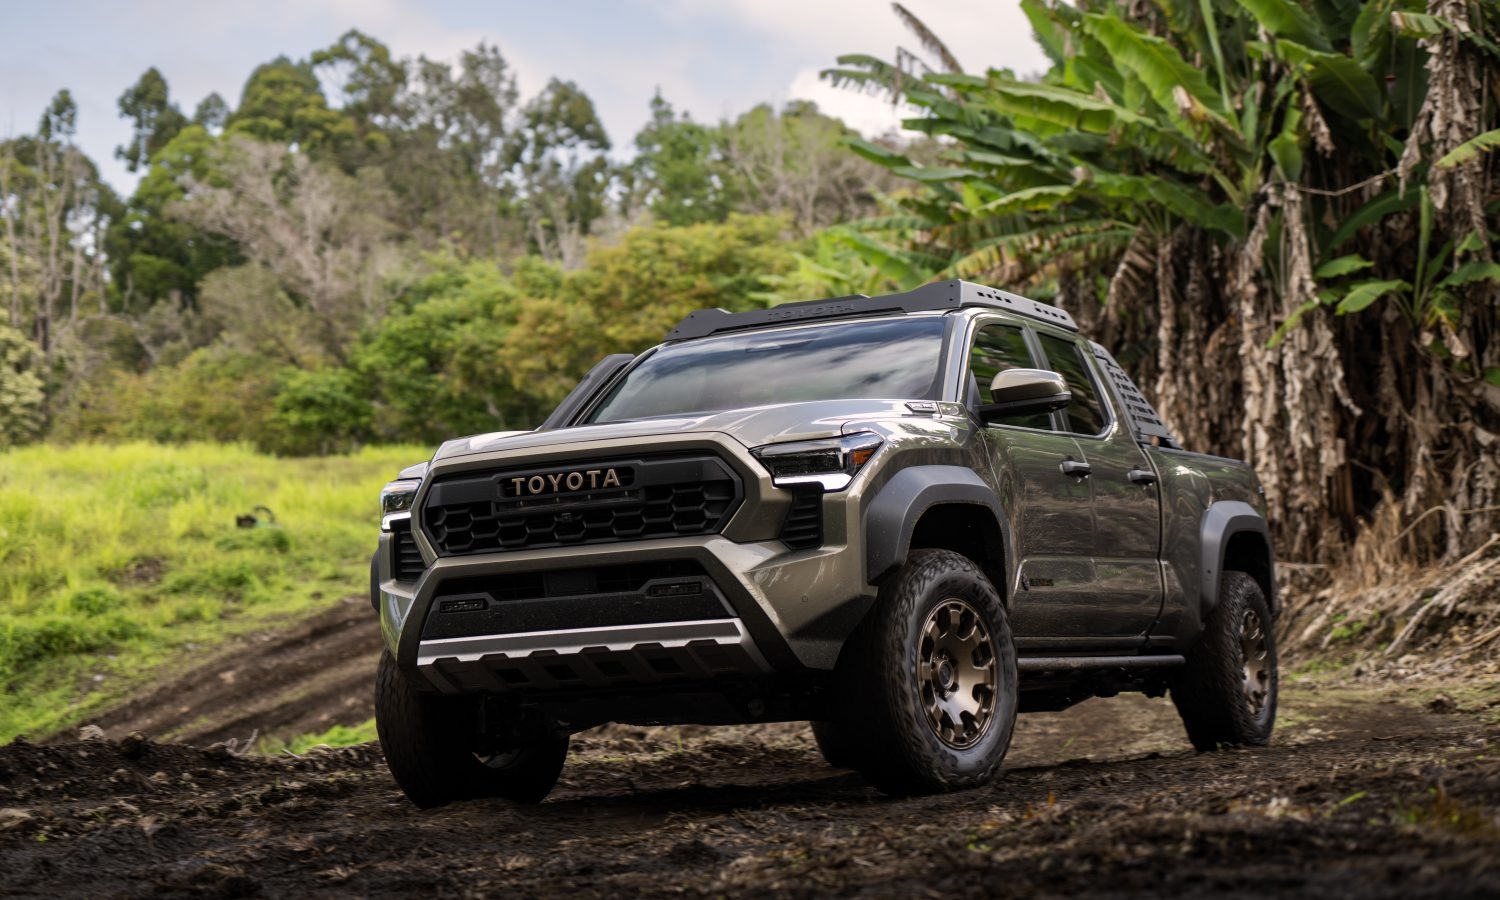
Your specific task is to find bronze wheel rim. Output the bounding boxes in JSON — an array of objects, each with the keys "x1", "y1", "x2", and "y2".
[
  {"x1": 1240, "y1": 608, "x2": 1271, "y2": 718},
  {"x1": 917, "y1": 598, "x2": 998, "y2": 749}
]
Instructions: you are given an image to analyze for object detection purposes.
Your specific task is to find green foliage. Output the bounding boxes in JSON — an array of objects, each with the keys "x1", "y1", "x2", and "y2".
[
  {"x1": 0, "y1": 325, "x2": 45, "y2": 448},
  {"x1": 502, "y1": 215, "x2": 799, "y2": 402},
  {"x1": 228, "y1": 56, "x2": 357, "y2": 155},
  {"x1": 630, "y1": 93, "x2": 738, "y2": 226},
  {"x1": 266, "y1": 368, "x2": 374, "y2": 456},
  {"x1": 262, "y1": 718, "x2": 378, "y2": 754},
  {"x1": 820, "y1": 0, "x2": 1494, "y2": 345},
  {"x1": 115, "y1": 67, "x2": 188, "y2": 174},
  {"x1": 0, "y1": 442, "x2": 423, "y2": 740},
  {"x1": 1437, "y1": 127, "x2": 1500, "y2": 169},
  {"x1": 352, "y1": 259, "x2": 538, "y2": 439}
]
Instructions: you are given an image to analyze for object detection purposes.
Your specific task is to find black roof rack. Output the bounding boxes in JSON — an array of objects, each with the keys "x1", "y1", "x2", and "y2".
[{"x1": 664, "y1": 280, "x2": 1078, "y2": 342}]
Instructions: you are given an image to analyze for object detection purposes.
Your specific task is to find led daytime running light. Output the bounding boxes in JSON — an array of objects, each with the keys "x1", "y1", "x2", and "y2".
[{"x1": 752, "y1": 433, "x2": 883, "y2": 491}]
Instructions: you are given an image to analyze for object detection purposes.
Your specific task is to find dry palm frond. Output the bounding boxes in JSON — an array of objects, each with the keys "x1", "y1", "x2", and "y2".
[{"x1": 891, "y1": 3, "x2": 964, "y2": 75}]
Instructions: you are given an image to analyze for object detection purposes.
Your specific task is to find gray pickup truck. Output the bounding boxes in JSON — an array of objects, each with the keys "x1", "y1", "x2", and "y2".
[{"x1": 370, "y1": 280, "x2": 1277, "y2": 808}]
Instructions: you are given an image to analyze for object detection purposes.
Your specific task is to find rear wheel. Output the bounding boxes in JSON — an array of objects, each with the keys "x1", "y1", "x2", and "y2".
[
  {"x1": 833, "y1": 549, "x2": 1018, "y2": 795},
  {"x1": 374, "y1": 650, "x2": 568, "y2": 808},
  {"x1": 1170, "y1": 571, "x2": 1278, "y2": 751}
]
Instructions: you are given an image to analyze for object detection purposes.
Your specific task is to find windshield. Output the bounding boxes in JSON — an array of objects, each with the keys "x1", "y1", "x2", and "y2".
[{"x1": 586, "y1": 316, "x2": 948, "y2": 423}]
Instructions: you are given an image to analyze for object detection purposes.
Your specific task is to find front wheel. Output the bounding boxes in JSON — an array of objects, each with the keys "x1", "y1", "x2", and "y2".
[
  {"x1": 833, "y1": 549, "x2": 1018, "y2": 795},
  {"x1": 374, "y1": 650, "x2": 568, "y2": 808},
  {"x1": 1170, "y1": 571, "x2": 1278, "y2": 751}
]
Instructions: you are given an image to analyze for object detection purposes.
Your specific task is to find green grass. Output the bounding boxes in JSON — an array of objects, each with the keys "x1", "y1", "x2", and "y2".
[
  {"x1": 260, "y1": 718, "x2": 378, "y2": 755},
  {"x1": 0, "y1": 441, "x2": 427, "y2": 742}
]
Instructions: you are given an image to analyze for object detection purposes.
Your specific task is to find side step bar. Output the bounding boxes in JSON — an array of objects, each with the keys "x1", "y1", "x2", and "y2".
[{"x1": 1017, "y1": 654, "x2": 1185, "y2": 673}]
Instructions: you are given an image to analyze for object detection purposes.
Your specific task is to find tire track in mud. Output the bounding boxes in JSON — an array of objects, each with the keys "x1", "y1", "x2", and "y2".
[{"x1": 78, "y1": 596, "x2": 381, "y2": 747}]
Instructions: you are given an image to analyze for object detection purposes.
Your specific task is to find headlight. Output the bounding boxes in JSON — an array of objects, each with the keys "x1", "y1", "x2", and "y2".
[
  {"x1": 751, "y1": 432, "x2": 882, "y2": 491},
  {"x1": 380, "y1": 479, "x2": 421, "y2": 530}
]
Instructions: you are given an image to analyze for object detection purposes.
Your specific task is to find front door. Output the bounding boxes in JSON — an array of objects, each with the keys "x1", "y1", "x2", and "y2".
[{"x1": 968, "y1": 323, "x2": 1096, "y2": 642}]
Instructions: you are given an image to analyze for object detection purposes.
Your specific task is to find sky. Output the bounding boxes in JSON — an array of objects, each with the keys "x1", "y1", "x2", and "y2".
[{"x1": 0, "y1": 1, "x2": 1049, "y2": 195}]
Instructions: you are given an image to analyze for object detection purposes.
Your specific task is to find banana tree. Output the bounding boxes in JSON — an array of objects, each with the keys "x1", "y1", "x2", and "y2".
[{"x1": 824, "y1": 0, "x2": 1500, "y2": 564}]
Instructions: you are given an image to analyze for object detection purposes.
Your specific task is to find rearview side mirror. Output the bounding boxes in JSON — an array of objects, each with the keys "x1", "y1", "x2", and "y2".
[{"x1": 979, "y1": 368, "x2": 1071, "y2": 423}]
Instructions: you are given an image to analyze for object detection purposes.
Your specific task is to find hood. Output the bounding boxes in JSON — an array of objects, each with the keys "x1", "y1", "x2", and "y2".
[{"x1": 432, "y1": 399, "x2": 920, "y2": 462}]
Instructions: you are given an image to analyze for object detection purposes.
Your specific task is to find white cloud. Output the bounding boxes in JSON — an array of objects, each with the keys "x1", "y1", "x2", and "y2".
[{"x1": 786, "y1": 67, "x2": 917, "y2": 138}]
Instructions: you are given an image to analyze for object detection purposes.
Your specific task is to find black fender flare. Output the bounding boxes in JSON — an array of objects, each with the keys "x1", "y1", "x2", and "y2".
[
  {"x1": 1199, "y1": 500, "x2": 1276, "y2": 617},
  {"x1": 863, "y1": 465, "x2": 1011, "y2": 587}
]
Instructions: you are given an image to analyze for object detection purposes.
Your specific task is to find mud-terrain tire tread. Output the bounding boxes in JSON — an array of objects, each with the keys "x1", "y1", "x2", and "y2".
[
  {"x1": 834, "y1": 549, "x2": 1018, "y2": 796},
  {"x1": 810, "y1": 721, "x2": 855, "y2": 769},
  {"x1": 1170, "y1": 571, "x2": 1278, "y2": 752},
  {"x1": 375, "y1": 650, "x2": 568, "y2": 808}
]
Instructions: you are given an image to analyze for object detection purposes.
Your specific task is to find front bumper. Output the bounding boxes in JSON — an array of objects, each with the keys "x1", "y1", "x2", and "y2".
[{"x1": 376, "y1": 433, "x2": 879, "y2": 694}]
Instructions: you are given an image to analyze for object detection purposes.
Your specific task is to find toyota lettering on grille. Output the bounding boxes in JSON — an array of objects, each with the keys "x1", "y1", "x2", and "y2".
[{"x1": 504, "y1": 467, "x2": 624, "y2": 497}]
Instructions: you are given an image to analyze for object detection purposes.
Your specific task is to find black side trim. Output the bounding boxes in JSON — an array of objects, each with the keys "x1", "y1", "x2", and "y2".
[
  {"x1": 1017, "y1": 655, "x2": 1184, "y2": 672},
  {"x1": 1200, "y1": 501, "x2": 1276, "y2": 615},
  {"x1": 537, "y1": 353, "x2": 635, "y2": 430},
  {"x1": 863, "y1": 465, "x2": 1011, "y2": 585}
]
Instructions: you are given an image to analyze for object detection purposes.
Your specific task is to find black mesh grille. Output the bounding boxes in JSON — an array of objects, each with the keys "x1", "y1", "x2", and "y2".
[
  {"x1": 1090, "y1": 343, "x2": 1179, "y2": 448},
  {"x1": 780, "y1": 487, "x2": 824, "y2": 550},
  {"x1": 392, "y1": 520, "x2": 426, "y2": 580},
  {"x1": 422, "y1": 455, "x2": 742, "y2": 556}
]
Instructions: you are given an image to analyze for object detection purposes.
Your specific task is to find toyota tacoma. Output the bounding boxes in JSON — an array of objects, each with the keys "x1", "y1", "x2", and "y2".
[{"x1": 370, "y1": 280, "x2": 1278, "y2": 808}]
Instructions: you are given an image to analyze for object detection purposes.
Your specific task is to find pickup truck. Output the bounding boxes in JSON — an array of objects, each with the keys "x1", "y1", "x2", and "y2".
[{"x1": 370, "y1": 280, "x2": 1278, "y2": 808}]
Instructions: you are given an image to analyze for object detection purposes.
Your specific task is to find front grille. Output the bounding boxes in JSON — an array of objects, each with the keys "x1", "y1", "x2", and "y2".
[
  {"x1": 422, "y1": 455, "x2": 742, "y2": 556},
  {"x1": 391, "y1": 520, "x2": 426, "y2": 580},
  {"x1": 779, "y1": 487, "x2": 824, "y2": 550}
]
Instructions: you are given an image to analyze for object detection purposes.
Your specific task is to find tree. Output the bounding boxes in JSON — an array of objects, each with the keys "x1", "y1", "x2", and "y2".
[
  {"x1": 174, "y1": 137, "x2": 408, "y2": 364},
  {"x1": 723, "y1": 100, "x2": 895, "y2": 235},
  {"x1": 506, "y1": 78, "x2": 613, "y2": 266},
  {"x1": 629, "y1": 92, "x2": 738, "y2": 225},
  {"x1": 227, "y1": 56, "x2": 357, "y2": 156},
  {"x1": 105, "y1": 124, "x2": 241, "y2": 314},
  {"x1": 825, "y1": 0, "x2": 1500, "y2": 563},
  {"x1": 193, "y1": 93, "x2": 229, "y2": 131},
  {"x1": 0, "y1": 324, "x2": 45, "y2": 447},
  {"x1": 115, "y1": 68, "x2": 189, "y2": 173},
  {"x1": 501, "y1": 215, "x2": 798, "y2": 401},
  {"x1": 0, "y1": 91, "x2": 115, "y2": 362}
]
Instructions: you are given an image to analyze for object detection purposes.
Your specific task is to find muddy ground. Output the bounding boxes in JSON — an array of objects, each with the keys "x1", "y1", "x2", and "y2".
[{"x1": 5, "y1": 654, "x2": 1500, "y2": 898}]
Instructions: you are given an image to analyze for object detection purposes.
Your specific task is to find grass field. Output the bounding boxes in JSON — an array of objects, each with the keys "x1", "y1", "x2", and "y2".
[{"x1": 0, "y1": 441, "x2": 428, "y2": 742}]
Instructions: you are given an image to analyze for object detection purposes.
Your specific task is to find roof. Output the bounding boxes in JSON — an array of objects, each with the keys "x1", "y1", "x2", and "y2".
[{"x1": 665, "y1": 280, "x2": 1078, "y2": 342}]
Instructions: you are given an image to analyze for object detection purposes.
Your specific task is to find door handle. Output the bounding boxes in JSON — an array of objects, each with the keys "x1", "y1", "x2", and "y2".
[
  {"x1": 1060, "y1": 460, "x2": 1092, "y2": 477},
  {"x1": 1128, "y1": 468, "x2": 1158, "y2": 485}
]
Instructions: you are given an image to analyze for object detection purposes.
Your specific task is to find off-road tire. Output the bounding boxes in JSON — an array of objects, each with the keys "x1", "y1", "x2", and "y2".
[
  {"x1": 1170, "y1": 571, "x2": 1278, "y2": 751},
  {"x1": 810, "y1": 721, "x2": 855, "y2": 769},
  {"x1": 833, "y1": 549, "x2": 1018, "y2": 795},
  {"x1": 375, "y1": 650, "x2": 568, "y2": 808}
]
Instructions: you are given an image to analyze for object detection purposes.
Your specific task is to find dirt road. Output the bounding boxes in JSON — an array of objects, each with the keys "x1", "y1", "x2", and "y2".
[{"x1": 5, "y1": 673, "x2": 1499, "y2": 898}]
